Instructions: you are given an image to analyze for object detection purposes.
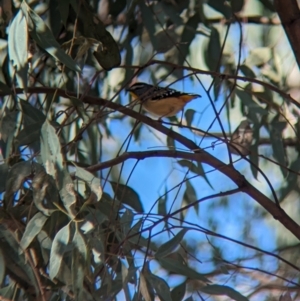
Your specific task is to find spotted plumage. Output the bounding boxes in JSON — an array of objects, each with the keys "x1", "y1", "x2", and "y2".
[{"x1": 126, "y1": 82, "x2": 201, "y2": 117}]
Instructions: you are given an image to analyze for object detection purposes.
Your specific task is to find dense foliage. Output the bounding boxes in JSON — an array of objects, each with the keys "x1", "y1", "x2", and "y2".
[{"x1": 0, "y1": 0, "x2": 300, "y2": 300}]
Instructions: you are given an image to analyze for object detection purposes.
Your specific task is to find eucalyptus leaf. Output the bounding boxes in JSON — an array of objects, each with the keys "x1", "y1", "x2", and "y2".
[
  {"x1": 155, "y1": 229, "x2": 188, "y2": 258},
  {"x1": 200, "y1": 284, "x2": 249, "y2": 301},
  {"x1": 8, "y1": 10, "x2": 28, "y2": 88},
  {"x1": 49, "y1": 224, "x2": 70, "y2": 280},
  {"x1": 20, "y1": 212, "x2": 48, "y2": 251},
  {"x1": 21, "y1": 2, "x2": 80, "y2": 72}
]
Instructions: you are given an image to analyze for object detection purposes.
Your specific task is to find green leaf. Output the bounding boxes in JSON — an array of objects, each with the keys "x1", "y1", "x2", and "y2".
[
  {"x1": 75, "y1": 165, "x2": 102, "y2": 201},
  {"x1": 139, "y1": 1, "x2": 157, "y2": 50},
  {"x1": 156, "y1": 229, "x2": 188, "y2": 259},
  {"x1": 49, "y1": 223, "x2": 70, "y2": 280},
  {"x1": 110, "y1": 182, "x2": 144, "y2": 212},
  {"x1": 158, "y1": 192, "x2": 167, "y2": 216},
  {"x1": 20, "y1": 2, "x2": 81, "y2": 73},
  {"x1": 178, "y1": 160, "x2": 201, "y2": 175},
  {"x1": 0, "y1": 80, "x2": 11, "y2": 94},
  {"x1": 20, "y1": 99, "x2": 46, "y2": 122},
  {"x1": 20, "y1": 212, "x2": 48, "y2": 250},
  {"x1": 90, "y1": 237, "x2": 105, "y2": 265},
  {"x1": 73, "y1": 227, "x2": 87, "y2": 261},
  {"x1": 231, "y1": 0, "x2": 245, "y2": 12},
  {"x1": 40, "y1": 120, "x2": 63, "y2": 177},
  {"x1": 158, "y1": 255, "x2": 209, "y2": 283},
  {"x1": 171, "y1": 281, "x2": 186, "y2": 301},
  {"x1": 5, "y1": 161, "x2": 43, "y2": 205},
  {"x1": 268, "y1": 118, "x2": 288, "y2": 177},
  {"x1": 41, "y1": 120, "x2": 76, "y2": 216},
  {"x1": 32, "y1": 168, "x2": 59, "y2": 216},
  {"x1": 240, "y1": 64, "x2": 256, "y2": 78},
  {"x1": 236, "y1": 89, "x2": 267, "y2": 115},
  {"x1": 69, "y1": 96, "x2": 90, "y2": 124},
  {"x1": 57, "y1": 0, "x2": 70, "y2": 28},
  {"x1": 0, "y1": 163, "x2": 9, "y2": 192},
  {"x1": 0, "y1": 282, "x2": 17, "y2": 299},
  {"x1": 120, "y1": 209, "x2": 134, "y2": 235},
  {"x1": 183, "y1": 181, "x2": 198, "y2": 212},
  {"x1": 145, "y1": 272, "x2": 172, "y2": 301},
  {"x1": 185, "y1": 109, "x2": 195, "y2": 127},
  {"x1": 139, "y1": 272, "x2": 152, "y2": 301},
  {"x1": 204, "y1": 26, "x2": 221, "y2": 71},
  {"x1": 80, "y1": 5, "x2": 120, "y2": 70},
  {"x1": 167, "y1": 133, "x2": 175, "y2": 150},
  {"x1": 16, "y1": 121, "x2": 44, "y2": 147},
  {"x1": 207, "y1": 0, "x2": 231, "y2": 18},
  {"x1": 0, "y1": 111, "x2": 19, "y2": 142},
  {"x1": 0, "y1": 248, "x2": 5, "y2": 285},
  {"x1": 200, "y1": 284, "x2": 249, "y2": 301},
  {"x1": 178, "y1": 160, "x2": 212, "y2": 189},
  {"x1": 8, "y1": 9, "x2": 28, "y2": 88}
]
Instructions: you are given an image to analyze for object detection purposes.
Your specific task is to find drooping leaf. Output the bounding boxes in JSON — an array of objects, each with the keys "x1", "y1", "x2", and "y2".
[
  {"x1": 57, "y1": 0, "x2": 70, "y2": 28},
  {"x1": 155, "y1": 229, "x2": 188, "y2": 258},
  {"x1": 20, "y1": 212, "x2": 48, "y2": 251},
  {"x1": 75, "y1": 165, "x2": 102, "y2": 202},
  {"x1": 4, "y1": 161, "x2": 44, "y2": 206},
  {"x1": 80, "y1": 3, "x2": 120, "y2": 70},
  {"x1": 49, "y1": 223, "x2": 70, "y2": 280},
  {"x1": 20, "y1": 99, "x2": 46, "y2": 122},
  {"x1": 139, "y1": 272, "x2": 152, "y2": 301},
  {"x1": 32, "y1": 168, "x2": 59, "y2": 216},
  {"x1": 110, "y1": 181, "x2": 144, "y2": 212},
  {"x1": 20, "y1": 2, "x2": 81, "y2": 72},
  {"x1": 158, "y1": 255, "x2": 209, "y2": 282},
  {"x1": 204, "y1": 26, "x2": 221, "y2": 71},
  {"x1": 185, "y1": 109, "x2": 195, "y2": 127},
  {"x1": 268, "y1": 118, "x2": 288, "y2": 177},
  {"x1": 171, "y1": 281, "x2": 186, "y2": 301},
  {"x1": 41, "y1": 120, "x2": 76, "y2": 217},
  {"x1": 183, "y1": 180, "x2": 198, "y2": 211},
  {"x1": 236, "y1": 88, "x2": 267, "y2": 115},
  {"x1": 16, "y1": 121, "x2": 44, "y2": 147},
  {"x1": 145, "y1": 271, "x2": 172, "y2": 301},
  {"x1": 0, "y1": 163, "x2": 9, "y2": 192},
  {"x1": 207, "y1": 0, "x2": 231, "y2": 18},
  {"x1": 200, "y1": 284, "x2": 249, "y2": 301},
  {"x1": 8, "y1": 9, "x2": 28, "y2": 88},
  {"x1": 231, "y1": 0, "x2": 245, "y2": 12},
  {"x1": 0, "y1": 248, "x2": 5, "y2": 285},
  {"x1": 0, "y1": 111, "x2": 19, "y2": 142}
]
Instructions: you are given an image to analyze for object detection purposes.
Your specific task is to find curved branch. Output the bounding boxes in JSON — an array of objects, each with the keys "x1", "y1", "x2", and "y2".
[{"x1": 7, "y1": 86, "x2": 300, "y2": 241}]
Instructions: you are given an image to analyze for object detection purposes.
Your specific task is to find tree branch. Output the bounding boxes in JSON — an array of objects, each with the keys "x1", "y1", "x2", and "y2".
[{"x1": 6, "y1": 86, "x2": 300, "y2": 241}]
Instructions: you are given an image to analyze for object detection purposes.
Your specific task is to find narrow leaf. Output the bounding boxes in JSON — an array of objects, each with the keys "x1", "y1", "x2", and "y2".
[
  {"x1": 8, "y1": 10, "x2": 28, "y2": 88},
  {"x1": 20, "y1": 212, "x2": 48, "y2": 250},
  {"x1": 156, "y1": 229, "x2": 188, "y2": 258},
  {"x1": 21, "y1": 2, "x2": 81, "y2": 72},
  {"x1": 110, "y1": 182, "x2": 143, "y2": 212},
  {"x1": 75, "y1": 165, "x2": 102, "y2": 201},
  {"x1": 0, "y1": 248, "x2": 5, "y2": 285},
  {"x1": 158, "y1": 256, "x2": 209, "y2": 283},
  {"x1": 49, "y1": 224, "x2": 70, "y2": 280},
  {"x1": 200, "y1": 285, "x2": 249, "y2": 301},
  {"x1": 145, "y1": 272, "x2": 172, "y2": 301},
  {"x1": 171, "y1": 281, "x2": 186, "y2": 301}
]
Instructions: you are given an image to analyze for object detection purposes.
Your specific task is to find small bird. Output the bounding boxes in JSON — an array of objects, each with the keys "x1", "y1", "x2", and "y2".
[{"x1": 126, "y1": 82, "x2": 201, "y2": 118}]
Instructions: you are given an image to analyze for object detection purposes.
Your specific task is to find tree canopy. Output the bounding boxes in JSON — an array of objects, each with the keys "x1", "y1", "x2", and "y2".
[{"x1": 1, "y1": 0, "x2": 300, "y2": 300}]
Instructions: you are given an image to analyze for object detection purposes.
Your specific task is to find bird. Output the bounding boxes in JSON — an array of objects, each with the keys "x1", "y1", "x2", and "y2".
[{"x1": 126, "y1": 82, "x2": 201, "y2": 118}]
